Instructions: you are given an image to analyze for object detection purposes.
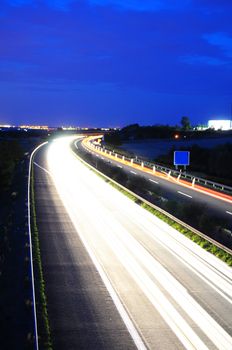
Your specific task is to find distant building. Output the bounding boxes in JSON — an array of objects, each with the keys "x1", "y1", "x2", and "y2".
[{"x1": 208, "y1": 120, "x2": 232, "y2": 130}]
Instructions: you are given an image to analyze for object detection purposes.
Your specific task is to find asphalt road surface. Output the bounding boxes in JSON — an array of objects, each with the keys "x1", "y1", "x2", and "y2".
[
  {"x1": 79, "y1": 138, "x2": 232, "y2": 223},
  {"x1": 33, "y1": 139, "x2": 137, "y2": 350},
  {"x1": 33, "y1": 136, "x2": 232, "y2": 350}
]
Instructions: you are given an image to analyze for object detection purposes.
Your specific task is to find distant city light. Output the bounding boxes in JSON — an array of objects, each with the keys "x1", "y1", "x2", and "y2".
[
  {"x1": 61, "y1": 126, "x2": 80, "y2": 130},
  {"x1": 0, "y1": 124, "x2": 12, "y2": 128},
  {"x1": 174, "y1": 134, "x2": 179, "y2": 139},
  {"x1": 20, "y1": 125, "x2": 49, "y2": 130}
]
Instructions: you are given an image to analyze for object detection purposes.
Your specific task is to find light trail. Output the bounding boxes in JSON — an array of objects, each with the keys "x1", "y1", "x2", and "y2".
[
  {"x1": 83, "y1": 137, "x2": 232, "y2": 204},
  {"x1": 46, "y1": 137, "x2": 232, "y2": 350}
]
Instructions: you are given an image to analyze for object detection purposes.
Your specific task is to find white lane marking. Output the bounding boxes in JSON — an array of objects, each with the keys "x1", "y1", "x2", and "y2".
[
  {"x1": 101, "y1": 157, "x2": 104, "y2": 160},
  {"x1": 33, "y1": 161, "x2": 51, "y2": 175},
  {"x1": 96, "y1": 154, "x2": 99, "y2": 157},
  {"x1": 149, "y1": 179, "x2": 159, "y2": 184},
  {"x1": 117, "y1": 165, "x2": 123, "y2": 168},
  {"x1": 226, "y1": 211, "x2": 232, "y2": 216},
  {"x1": 61, "y1": 209, "x2": 147, "y2": 350},
  {"x1": 29, "y1": 143, "x2": 48, "y2": 350},
  {"x1": 177, "y1": 191, "x2": 192, "y2": 199},
  {"x1": 130, "y1": 171, "x2": 137, "y2": 175}
]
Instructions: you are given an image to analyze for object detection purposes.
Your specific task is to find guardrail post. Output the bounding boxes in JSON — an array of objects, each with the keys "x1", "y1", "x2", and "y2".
[
  {"x1": 177, "y1": 173, "x2": 181, "y2": 182},
  {"x1": 131, "y1": 159, "x2": 134, "y2": 164},
  {"x1": 192, "y1": 178, "x2": 195, "y2": 187},
  {"x1": 109, "y1": 151, "x2": 111, "y2": 156},
  {"x1": 141, "y1": 162, "x2": 144, "y2": 168},
  {"x1": 122, "y1": 156, "x2": 125, "y2": 161},
  {"x1": 115, "y1": 153, "x2": 117, "y2": 158},
  {"x1": 153, "y1": 165, "x2": 156, "y2": 173}
]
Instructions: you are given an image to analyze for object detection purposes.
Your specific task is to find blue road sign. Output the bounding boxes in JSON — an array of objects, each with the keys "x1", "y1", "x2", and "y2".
[{"x1": 174, "y1": 151, "x2": 190, "y2": 166}]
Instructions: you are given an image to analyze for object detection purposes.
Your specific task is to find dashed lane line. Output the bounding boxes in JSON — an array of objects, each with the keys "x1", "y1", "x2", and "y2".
[
  {"x1": 177, "y1": 191, "x2": 193, "y2": 199},
  {"x1": 149, "y1": 179, "x2": 159, "y2": 184}
]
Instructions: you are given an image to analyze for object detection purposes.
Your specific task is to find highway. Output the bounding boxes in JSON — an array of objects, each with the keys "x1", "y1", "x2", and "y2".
[
  {"x1": 34, "y1": 136, "x2": 232, "y2": 349},
  {"x1": 79, "y1": 137, "x2": 232, "y2": 224}
]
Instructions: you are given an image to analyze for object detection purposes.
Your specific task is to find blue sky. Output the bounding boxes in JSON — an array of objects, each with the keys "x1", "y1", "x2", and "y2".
[{"x1": 0, "y1": 0, "x2": 232, "y2": 127}]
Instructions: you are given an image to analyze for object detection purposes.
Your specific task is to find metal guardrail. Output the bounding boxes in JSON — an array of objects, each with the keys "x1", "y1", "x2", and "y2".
[
  {"x1": 75, "y1": 140, "x2": 232, "y2": 257},
  {"x1": 89, "y1": 139, "x2": 232, "y2": 196}
]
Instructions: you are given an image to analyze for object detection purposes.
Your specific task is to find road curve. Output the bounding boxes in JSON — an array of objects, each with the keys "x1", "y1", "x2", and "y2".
[
  {"x1": 80, "y1": 137, "x2": 232, "y2": 224},
  {"x1": 36, "y1": 136, "x2": 232, "y2": 349}
]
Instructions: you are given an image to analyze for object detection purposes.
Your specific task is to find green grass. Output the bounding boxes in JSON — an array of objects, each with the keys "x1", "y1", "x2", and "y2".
[{"x1": 31, "y1": 163, "x2": 53, "y2": 349}]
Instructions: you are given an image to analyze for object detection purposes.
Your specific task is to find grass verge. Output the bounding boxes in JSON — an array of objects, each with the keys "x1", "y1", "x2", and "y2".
[
  {"x1": 74, "y1": 145, "x2": 232, "y2": 267},
  {"x1": 31, "y1": 162, "x2": 53, "y2": 349}
]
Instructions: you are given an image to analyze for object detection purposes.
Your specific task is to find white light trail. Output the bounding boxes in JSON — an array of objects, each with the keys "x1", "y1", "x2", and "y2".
[{"x1": 46, "y1": 137, "x2": 232, "y2": 350}]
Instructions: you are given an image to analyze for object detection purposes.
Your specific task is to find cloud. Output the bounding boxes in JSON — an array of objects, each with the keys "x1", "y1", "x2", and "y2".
[
  {"x1": 5, "y1": 0, "x2": 191, "y2": 12},
  {"x1": 6, "y1": 0, "x2": 34, "y2": 5},
  {"x1": 203, "y1": 32, "x2": 232, "y2": 58},
  {"x1": 180, "y1": 55, "x2": 227, "y2": 66},
  {"x1": 4, "y1": 0, "x2": 75, "y2": 11},
  {"x1": 46, "y1": 0, "x2": 75, "y2": 11},
  {"x1": 88, "y1": 0, "x2": 191, "y2": 12}
]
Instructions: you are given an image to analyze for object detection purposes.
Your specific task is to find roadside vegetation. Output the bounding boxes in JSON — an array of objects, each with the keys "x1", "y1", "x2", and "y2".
[
  {"x1": 0, "y1": 140, "x2": 24, "y2": 192},
  {"x1": 30, "y1": 163, "x2": 53, "y2": 349},
  {"x1": 73, "y1": 143, "x2": 232, "y2": 266},
  {"x1": 0, "y1": 135, "x2": 52, "y2": 349},
  {"x1": 0, "y1": 139, "x2": 34, "y2": 349}
]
